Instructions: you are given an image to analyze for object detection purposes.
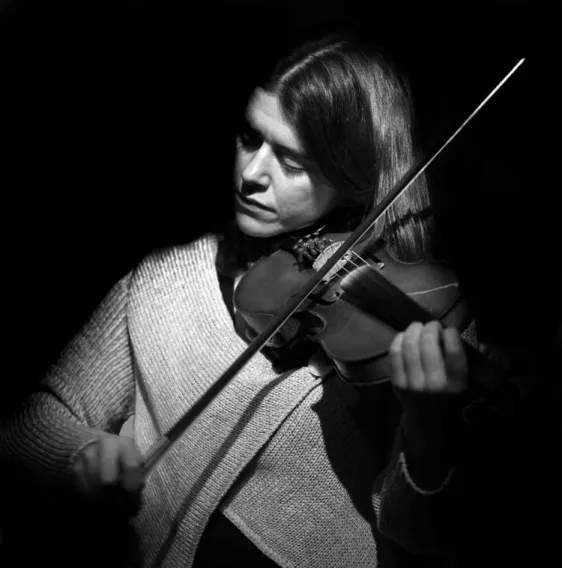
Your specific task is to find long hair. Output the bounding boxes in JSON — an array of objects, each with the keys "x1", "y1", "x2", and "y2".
[
  {"x1": 267, "y1": 34, "x2": 431, "y2": 261},
  {"x1": 218, "y1": 32, "x2": 432, "y2": 276}
]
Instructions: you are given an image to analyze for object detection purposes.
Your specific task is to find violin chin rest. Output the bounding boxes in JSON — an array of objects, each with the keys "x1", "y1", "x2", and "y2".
[{"x1": 308, "y1": 349, "x2": 334, "y2": 378}]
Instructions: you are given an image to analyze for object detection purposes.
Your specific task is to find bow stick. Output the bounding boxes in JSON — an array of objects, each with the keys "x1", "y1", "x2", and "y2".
[{"x1": 141, "y1": 58, "x2": 525, "y2": 475}]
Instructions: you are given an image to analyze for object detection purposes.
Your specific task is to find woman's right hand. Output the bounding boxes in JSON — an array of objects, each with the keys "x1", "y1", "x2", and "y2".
[{"x1": 71, "y1": 434, "x2": 145, "y2": 517}]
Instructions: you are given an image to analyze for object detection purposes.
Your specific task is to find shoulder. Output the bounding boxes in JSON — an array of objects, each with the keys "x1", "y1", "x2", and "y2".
[
  {"x1": 125, "y1": 233, "x2": 224, "y2": 327},
  {"x1": 131, "y1": 233, "x2": 220, "y2": 287},
  {"x1": 125, "y1": 233, "x2": 222, "y2": 312}
]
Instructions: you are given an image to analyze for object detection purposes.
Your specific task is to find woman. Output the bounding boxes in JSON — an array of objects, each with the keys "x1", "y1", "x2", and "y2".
[{"x1": 0, "y1": 33, "x2": 472, "y2": 567}]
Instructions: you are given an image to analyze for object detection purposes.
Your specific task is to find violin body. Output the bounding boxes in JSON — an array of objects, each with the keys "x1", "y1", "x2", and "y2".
[{"x1": 234, "y1": 237, "x2": 472, "y2": 386}]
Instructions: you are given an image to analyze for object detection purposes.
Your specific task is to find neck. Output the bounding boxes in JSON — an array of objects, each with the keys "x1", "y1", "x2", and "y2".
[{"x1": 216, "y1": 208, "x2": 364, "y2": 277}]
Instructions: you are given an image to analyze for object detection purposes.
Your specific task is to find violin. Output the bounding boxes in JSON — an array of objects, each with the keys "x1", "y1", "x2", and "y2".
[
  {"x1": 234, "y1": 233, "x2": 471, "y2": 386},
  {"x1": 141, "y1": 58, "x2": 525, "y2": 474}
]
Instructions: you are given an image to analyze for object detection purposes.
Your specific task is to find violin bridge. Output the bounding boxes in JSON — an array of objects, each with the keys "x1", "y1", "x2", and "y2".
[
  {"x1": 313, "y1": 243, "x2": 385, "y2": 283},
  {"x1": 370, "y1": 255, "x2": 385, "y2": 271},
  {"x1": 312, "y1": 242, "x2": 352, "y2": 283}
]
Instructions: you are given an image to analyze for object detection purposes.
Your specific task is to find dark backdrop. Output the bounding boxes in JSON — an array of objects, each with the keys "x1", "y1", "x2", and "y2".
[
  {"x1": 0, "y1": 0, "x2": 558, "y2": 407},
  {"x1": 0, "y1": 1, "x2": 559, "y2": 565},
  {"x1": 0, "y1": 0, "x2": 555, "y2": 408}
]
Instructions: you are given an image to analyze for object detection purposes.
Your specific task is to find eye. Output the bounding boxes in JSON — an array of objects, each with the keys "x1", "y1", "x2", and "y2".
[
  {"x1": 279, "y1": 155, "x2": 307, "y2": 176},
  {"x1": 237, "y1": 123, "x2": 262, "y2": 150}
]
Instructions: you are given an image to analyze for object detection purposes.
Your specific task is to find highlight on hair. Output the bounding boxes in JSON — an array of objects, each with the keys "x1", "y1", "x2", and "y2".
[{"x1": 264, "y1": 33, "x2": 432, "y2": 262}]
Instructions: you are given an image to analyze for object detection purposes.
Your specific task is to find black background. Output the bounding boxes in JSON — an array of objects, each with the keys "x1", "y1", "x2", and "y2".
[
  {"x1": 0, "y1": 0, "x2": 559, "y2": 405},
  {"x1": 0, "y1": 1, "x2": 560, "y2": 564}
]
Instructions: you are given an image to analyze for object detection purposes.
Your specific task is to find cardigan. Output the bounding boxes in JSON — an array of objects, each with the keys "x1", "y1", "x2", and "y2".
[{"x1": 0, "y1": 234, "x2": 458, "y2": 567}]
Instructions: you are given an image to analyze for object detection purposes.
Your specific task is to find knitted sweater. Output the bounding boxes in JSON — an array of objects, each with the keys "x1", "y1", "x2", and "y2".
[{"x1": 1, "y1": 234, "x2": 457, "y2": 567}]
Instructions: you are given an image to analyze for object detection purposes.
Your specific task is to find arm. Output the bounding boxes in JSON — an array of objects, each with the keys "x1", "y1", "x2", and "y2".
[
  {"x1": 373, "y1": 415, "x2": 462, "y2": 557},
  {"x1": 0, "y1": 273, "x2": 136, "y2": 486},
  {"x1": 373, "y1": 321, "x2": 468, "y2": 556}
]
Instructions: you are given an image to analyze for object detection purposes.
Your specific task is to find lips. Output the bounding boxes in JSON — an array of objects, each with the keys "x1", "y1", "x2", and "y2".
[{"x1": 236, "y1": 193, "x2": 274, "y2": 212}]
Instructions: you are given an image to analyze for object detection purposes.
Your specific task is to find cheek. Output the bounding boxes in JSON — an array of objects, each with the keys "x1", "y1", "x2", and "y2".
[
  {"x1": 278, "y1": 176, "x2": 337, "y2": 218},
  {"x1": 315, "y1": 183, "x2": 339, "y2": 211},
  {"x1": 301, "y1": 173, "x2": 338, "y2": 210}
]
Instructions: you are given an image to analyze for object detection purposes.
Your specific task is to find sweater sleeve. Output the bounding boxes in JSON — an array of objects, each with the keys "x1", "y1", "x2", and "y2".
[
  {"x1": 0, "y1": 273, "x2": 136, "y2": 486},
  {"x1": 373, "y1": 423, "x2": 458, "y2": 557},
  {"x1": 372, "y1": 321, "x2": 482, "y2": 556}
]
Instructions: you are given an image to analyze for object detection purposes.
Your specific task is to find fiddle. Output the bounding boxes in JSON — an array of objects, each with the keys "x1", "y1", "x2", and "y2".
[
  {"x1": 140, "y1": 58, "x2": 525, "y2": 475},
  {"x1": 234, "y1": 234, "x2": 472, "y2": 386}
]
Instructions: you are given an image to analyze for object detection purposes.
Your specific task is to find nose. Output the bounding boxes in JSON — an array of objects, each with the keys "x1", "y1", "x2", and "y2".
[{"x1": 240, "y1": 144, "x2": 271, "y2": 188}]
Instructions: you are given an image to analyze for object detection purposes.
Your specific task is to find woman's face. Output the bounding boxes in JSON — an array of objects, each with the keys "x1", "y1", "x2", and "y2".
[{"x1": 234, "y1": 89, "x2": 338, "y2": 238}]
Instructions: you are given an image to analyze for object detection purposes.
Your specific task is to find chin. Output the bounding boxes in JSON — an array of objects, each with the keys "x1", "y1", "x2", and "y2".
[{"x1": 235, "y1": 214, "x2": 284, "y2": 239}]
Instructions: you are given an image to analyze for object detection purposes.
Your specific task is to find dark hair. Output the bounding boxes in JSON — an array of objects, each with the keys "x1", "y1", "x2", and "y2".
[
  {"x1": 219, "y1": 33, "x2": 432, "y2": 276},
  {"x1": 265, "y1": 33, "x2": 431, "y2": 261}
]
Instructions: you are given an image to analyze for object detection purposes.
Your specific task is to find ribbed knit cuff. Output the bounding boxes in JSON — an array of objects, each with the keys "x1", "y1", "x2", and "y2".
[
  {"x1": 2, "y1": 396, "x2": 108, "y2": 485},
  {"x1": 398, "y1": 451, "x2": 455, "y2": 495}
]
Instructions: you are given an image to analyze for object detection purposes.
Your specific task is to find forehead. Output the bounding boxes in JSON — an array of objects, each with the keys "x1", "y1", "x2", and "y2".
[{"x1": 246, "y1": 89, "x2": 303, "y2": 152}]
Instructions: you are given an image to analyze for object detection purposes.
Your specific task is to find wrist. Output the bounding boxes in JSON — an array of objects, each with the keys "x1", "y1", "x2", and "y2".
[{"x1": 400, "y1": 412, "x2": 463, "y2": 489}]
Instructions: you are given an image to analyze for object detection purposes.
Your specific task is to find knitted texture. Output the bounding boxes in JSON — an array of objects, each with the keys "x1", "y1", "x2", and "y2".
[
  {"x1": 1, "y1": 235, "x2": 453, "y2": 567},
  {"x1": 1, "y1": 274, "x2": 135, "y2": 484}
]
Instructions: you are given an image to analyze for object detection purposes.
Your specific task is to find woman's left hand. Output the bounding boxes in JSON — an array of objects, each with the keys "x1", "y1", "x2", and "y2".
[
  {"x1": 390, "y1": 320, "x2": 468, "y2": 404},
  {"x1": 389, "y1": 321, "x2": 469, "y2": 485}
]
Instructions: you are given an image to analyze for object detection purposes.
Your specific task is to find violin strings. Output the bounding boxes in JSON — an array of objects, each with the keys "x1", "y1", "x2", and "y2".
[
  {"x1": 323, "y1": 250, "x2": 385, "y2": 295},
  {"x1": 329, "y1": 250, "x2": 385, "y2": 287},
  {"x1": 323, "y1": 248, "x2": 433, "y2": 330}
]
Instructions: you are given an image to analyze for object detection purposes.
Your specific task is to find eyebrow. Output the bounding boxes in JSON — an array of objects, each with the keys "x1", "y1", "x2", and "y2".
[
  {"x1": 242, "y1": 115, "x2": 311, "y2": 162},
  {"x1": 273, "y1": 142, "x2": 310, "y2": 162}
]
